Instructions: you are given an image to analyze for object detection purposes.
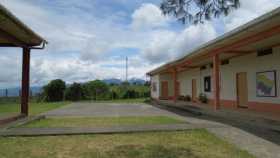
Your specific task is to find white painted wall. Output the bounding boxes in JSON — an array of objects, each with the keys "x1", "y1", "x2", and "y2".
[
  {"x1": 176, "y1": 46, "x2": 280, "y2": 104},
  {"x1": 220, "y1": 46, "x2": 280, "y2": 103},
  {"x1": 151, "y1": 75, "x2": 160, "y2": 99}
]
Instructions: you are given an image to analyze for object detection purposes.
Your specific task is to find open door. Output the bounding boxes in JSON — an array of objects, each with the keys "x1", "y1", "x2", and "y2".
[
  {"x1": 236, "y1": 72, "x2": 248, "y2": 108},
  {"x1": 161, "y1": 81, "x2": 169, "y2": 100},
  {"x1": 192, "y1": 79, "x2": 197, "y2": 102}
]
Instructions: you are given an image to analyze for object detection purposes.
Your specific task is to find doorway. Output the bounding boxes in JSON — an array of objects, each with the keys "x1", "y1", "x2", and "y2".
[
  {"x1": 161, "y1": 81, "x2": 169, "y2": 100},
  {"x1": 236, "y1": 72, "x2": 248, "y2": 108}
]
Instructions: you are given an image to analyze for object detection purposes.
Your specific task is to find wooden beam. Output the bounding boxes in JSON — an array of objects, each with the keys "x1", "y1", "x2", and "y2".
[
  {"x1": 224, "y1": 50, "x2": 254, "y2": 54},
  {"x1": 211, "y1": 25, "x2": 280, "y2": 56},
  {"x1": 21, "y1": 47, "x2": 30, "y2": 116},
  {"x1": 172, "y1": 68, "x2": 178, "y2": 102}
]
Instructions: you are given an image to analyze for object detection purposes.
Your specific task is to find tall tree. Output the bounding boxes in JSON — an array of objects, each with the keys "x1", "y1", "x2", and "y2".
[
  {"x1": 43, "y1": 79, "x2": 66, "y2": 102},
  {"x1": 160, "y1": 0, "x2": 240, "y2": 24}
]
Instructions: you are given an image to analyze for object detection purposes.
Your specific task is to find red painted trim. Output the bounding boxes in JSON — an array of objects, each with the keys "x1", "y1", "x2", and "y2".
[{"x1": 248, "y1": 102, "x2": 280, "y2": 114}]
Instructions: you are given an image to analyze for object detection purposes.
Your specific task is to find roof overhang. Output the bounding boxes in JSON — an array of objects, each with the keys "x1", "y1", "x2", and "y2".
[
  {"x1": 0, "y1": 4, "x2": 47, "y2": 48},
  {"x1": 147, "y1": 6, "x2": 280, "y2": 76}
]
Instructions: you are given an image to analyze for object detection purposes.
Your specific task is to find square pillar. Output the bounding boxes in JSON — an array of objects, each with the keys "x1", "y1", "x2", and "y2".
[
  {"x1": 172, "y1": 68, "x2": 178, "y2": 102},
  {"x1": 213, "y1": 54, "x2": 220, "y2": 110},
  {"x1": 21, "y1": 47, "x2": 30, "y2": 116}
]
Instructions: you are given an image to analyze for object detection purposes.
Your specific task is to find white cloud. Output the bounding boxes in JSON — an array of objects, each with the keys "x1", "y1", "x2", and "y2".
[
  {"x1": 0, "y1": 0, "x2": 279, "y2": 88},
  {"x1": 131, "y1": 3, "x2": 169, "y2": 30},
  {"x1": 224, "y1": 0, "x2": 280, "y2": 31},
  {"x1": 141, "y1": 22, "x2": 217, "y2": 63}
]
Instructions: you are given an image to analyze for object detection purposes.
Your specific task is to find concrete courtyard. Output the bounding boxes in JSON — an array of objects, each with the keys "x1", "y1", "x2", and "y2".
[{"x1": 1, "y1": 102, "x2": 280, "y2": 158}]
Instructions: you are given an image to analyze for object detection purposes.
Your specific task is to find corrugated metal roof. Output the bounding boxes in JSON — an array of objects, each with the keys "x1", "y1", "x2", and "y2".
[{"x1": 0, "y1": 3, "x2": 46, "y2": 47}]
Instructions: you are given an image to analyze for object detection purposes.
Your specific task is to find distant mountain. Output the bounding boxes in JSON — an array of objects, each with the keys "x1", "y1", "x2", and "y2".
[
  {"x1": 0, "y1": 86, "x2": 42, "y2": 97},
  {"x1": 102, "y1": 78, "x2": 122, "y2": 85},
  {"x1": 128, "y1": 78, "x2": 146, "y2": 85},
  {"x1": 102, "y1": 78, "x2": 146, "y2": 85}
]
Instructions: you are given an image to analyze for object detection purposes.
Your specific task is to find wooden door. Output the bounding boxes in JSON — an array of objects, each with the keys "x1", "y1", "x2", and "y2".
[
  {"x1": 161, "y1": 81, "x2": 169, "y2": 99},
  {"x1": 236, "y1": 72, "x2": 248, "y2": 108},
  {"x1": 192, "y1": 79, "x2": 197, "y2": 102}
]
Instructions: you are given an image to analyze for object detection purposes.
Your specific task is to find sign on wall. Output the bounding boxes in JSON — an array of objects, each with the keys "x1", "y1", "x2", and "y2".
[
  {"x1": 204, "y1": 76, "x2": 211, "y2": 92},
  {"x1": 256, "y1": 71, "x2": 277, "y2": 97}
]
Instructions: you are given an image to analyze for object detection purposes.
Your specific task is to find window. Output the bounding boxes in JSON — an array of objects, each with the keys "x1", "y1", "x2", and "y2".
[
  {"x1": 257, "y1": 48, "x2": 272, "y2": 57},
  {"x1": 152, "y1": 82, "x2": 157, "y2": 92},
  {"x1": 221, "y1": 59, "x2": 229, "y2": 65},
  {"x1": 200, "y1": 66, "x2": 206, "y2": 70},
  {"x1": 204, "y1": 76, "x2": 211, "y2": 92}
]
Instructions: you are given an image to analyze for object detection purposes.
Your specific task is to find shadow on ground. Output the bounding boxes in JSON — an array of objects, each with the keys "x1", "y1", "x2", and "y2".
[{"x1": 151, "y1": 103, "x2": 280, "y2": 146}]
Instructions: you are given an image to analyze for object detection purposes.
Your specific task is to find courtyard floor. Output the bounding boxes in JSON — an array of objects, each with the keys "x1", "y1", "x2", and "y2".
[{"x1": 0, "y1": 101, "x2": 279, "y2": 158}]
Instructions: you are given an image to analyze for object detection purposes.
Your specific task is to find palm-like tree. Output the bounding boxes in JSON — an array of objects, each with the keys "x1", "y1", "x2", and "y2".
[{"x1": 160, "y1": 0, "x2": 240, "y2": 24}]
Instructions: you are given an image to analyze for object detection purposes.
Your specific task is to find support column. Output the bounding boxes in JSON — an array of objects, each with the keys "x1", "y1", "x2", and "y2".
[
  {"x1": 213, "y1": 54, "x2": 220, "y2": 110},
  {"x1": 173, "y1": 68, "x2": 178, "y2": 102},
  {"x1": 21, "y1": 47, "x2": 30, "y2": 116}
]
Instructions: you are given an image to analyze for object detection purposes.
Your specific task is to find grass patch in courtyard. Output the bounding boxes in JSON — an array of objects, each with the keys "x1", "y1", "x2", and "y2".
[
  {"x1": 0, "y1": 102, "x2": 70, "y2": 116},
  {"x1": 0, "y1": 130, "x2": 254, "y2": 158},
  {"x1": 20, "y1": 116, "x2": 185, "y2": 128}
]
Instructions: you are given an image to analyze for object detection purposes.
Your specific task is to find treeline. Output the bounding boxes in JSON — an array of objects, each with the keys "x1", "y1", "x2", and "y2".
[{"x1": 38, "y1": 79, "x2": 150, "y2": 102}]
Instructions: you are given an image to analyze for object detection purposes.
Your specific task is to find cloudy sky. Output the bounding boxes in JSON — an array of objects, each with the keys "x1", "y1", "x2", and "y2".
[{"x1": 0, "y1": 0, "x2": 279, "y2": 88}]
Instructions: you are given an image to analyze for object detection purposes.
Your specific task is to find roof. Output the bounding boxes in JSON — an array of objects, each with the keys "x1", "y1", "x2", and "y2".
[
  {"x1": 0, "y1": 3, "x2": 46, "y2": 47},
  {"x1": 147, "y1": 6, "x2": 280, "y2": 76}
]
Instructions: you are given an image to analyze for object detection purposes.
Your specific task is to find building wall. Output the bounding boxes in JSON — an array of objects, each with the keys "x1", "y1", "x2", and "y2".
[
  {"x1": 151, "y1": 75, "x2": 160, "y2": 99},
  {"x1": 151, "y1": 47, "x2": 280, "y2": 113},
  {"x1": 159, "y1": 73, "x2": 174, "y2": 97},
  {"x1": 175, "y1": 46, "x2": 280, "y2": 112}
]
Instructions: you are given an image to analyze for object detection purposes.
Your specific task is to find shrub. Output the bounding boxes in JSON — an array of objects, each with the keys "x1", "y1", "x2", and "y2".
[
  {"x1": 178, "y1": 96, "x2": 185, "y2": 101},
  {"x1": 184, "y1": 95, "x2": 191, "y2": 102},
  {"x1": 199, "y1": 93, "x2": 208, "y2": 103}
]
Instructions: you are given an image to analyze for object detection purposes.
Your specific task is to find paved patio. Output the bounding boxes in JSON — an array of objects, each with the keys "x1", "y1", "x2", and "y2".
[{"x1": 43, "y1": 102, "x2": 180, "y2": 118}]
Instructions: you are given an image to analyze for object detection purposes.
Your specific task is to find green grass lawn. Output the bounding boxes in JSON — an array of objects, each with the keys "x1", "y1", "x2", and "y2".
[
  {"x1": 20, "y1": 116, "x2": 185, "y2": 128},
  {"x1": 0, "y1": 130, "x2": 254, "y2": 158},
  {"x1": 0, "y1": 102, "x2": 70, "y2": 116}
]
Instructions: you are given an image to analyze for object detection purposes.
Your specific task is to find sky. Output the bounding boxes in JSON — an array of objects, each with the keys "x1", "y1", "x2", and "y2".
[{"x1": 0, "y1": 0, "x2": 280, "y2": 88}]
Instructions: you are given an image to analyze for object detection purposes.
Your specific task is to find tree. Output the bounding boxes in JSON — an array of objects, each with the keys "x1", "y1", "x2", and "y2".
[
  {"x1": 43, "y1": 79, "x2": 66, "y2": 102},
  {"x1": 160, "y1": 0, "x2": 240, "y2": 24},
  {"x1": 65, "y1": 83, "x2": 84, "y2": 101},
  {"x1": 85, "y1": 80, "x2": 109, "y2": 100}
]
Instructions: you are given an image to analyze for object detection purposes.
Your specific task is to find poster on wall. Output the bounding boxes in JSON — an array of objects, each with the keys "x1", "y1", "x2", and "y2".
[
  {"x1": 256, "y1": 71, "x2": 277, "y2": 97},
  {"x1": 204, "y1": 76, "x2": 211, "y2": 92}
]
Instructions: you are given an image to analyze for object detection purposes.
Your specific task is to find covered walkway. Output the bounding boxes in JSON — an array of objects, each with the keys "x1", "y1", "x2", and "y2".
[{"x1": 0, "y1": 4, "x2": 46, "y2": 124}]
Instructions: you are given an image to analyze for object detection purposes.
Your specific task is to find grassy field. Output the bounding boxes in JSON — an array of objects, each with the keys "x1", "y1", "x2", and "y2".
[
  {"x1": 20, "y1": 116, "x2": 185, "y2": 128},
  {"x1": 0, "y1": 102, "x2": 70, "y2": 116},
  {"x1": 0, "y1": 130, "x2": 254, "y2": 158}
]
